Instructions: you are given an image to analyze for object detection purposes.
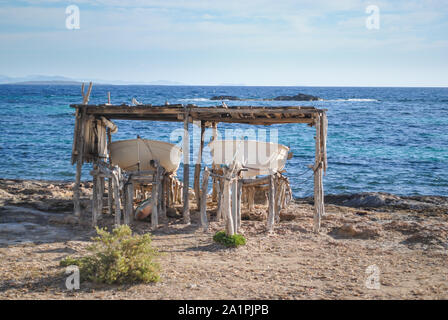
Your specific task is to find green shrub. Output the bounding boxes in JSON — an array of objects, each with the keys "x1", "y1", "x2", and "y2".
[
  {"x1": 213, "y1": 230, "x2": 246, "y2": 247},
  {"x1": 60, "y1": 225, "x2": 160, "y2": 284}
]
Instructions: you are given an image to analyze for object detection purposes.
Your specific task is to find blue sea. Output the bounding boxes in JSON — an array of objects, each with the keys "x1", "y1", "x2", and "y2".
[{"x1": 0, "y1": 85, "x2": 447, "y2": 198}]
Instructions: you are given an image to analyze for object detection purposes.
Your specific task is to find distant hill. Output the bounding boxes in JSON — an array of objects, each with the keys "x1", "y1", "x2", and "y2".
[
  {"x1": 0, "y1": 74, "x2": 186, "y2": 86},
  {"x1": 8, "y1": 80, "x2": 83, "y2": 85}
]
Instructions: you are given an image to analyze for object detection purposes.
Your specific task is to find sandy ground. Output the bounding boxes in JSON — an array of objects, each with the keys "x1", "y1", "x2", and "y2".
[{"x1": 0, "y1": 179, "x2": 447, "y2": 299}]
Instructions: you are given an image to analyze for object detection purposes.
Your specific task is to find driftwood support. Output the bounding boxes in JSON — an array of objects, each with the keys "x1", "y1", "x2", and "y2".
[
  {"x1": 231, "y1": 180, "x2": 238, "y2": 234},
  {"x1": 113, "y1": 176, "x2": 122, "y2": 226},
  {"x1": 182, "y1": 111, "x2": 190, "y2": 224},
  {"x1": 313, "y1": 113, "x2": 327, "y2": 233},
  {"x1": 267, "y1": 174, "x2": 276, "y2": 232},
  {"x1": 216, "y1": 177, "x2": 223, "y2": 221},
  {"x1": 194, "y1": 121, "x2": 205, "y2": 209},
  {"x1": 200, "y1": 168, "x2": 210, "y2": 230},
  {"x1": 151, "y1": 162, "x2": 160, "y2": 230},
  {"x1": 222, "y1": 177, "x2": 234, "y2": 236},
  {"x1": 92, "y1": 164, "x2": 99, "y2": 227},
  {"x1": 90, "y1": 170, "x2": 105, "y2": 227},
  {"x1": 124, "y1": 181, "x2": 134, "y2": 225},
  {"x1": 159, "y1": 174, "x2": 167, "y2": 220},
  {"x1": 107, "y1": 177, "x2": 113, "y2": 215},
  {"x1": 237, "y1": 179, "x2": 242, "y2": 231},
  {"x1": 211, "y1": 122, "x2": 219, "y2": 202},
  {"x1": 81, "y1": 82, "x2": 93, "y2": 105},
  {"x1": 106, "y1": 128, "x2": 113, "y2": 215},
  {"x1": 73, "y1": 107, "x2": 86, "y2": 218}
]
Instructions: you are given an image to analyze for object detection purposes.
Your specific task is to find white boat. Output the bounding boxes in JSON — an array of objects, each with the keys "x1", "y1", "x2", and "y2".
[
  {"x1": 110, "y1": 138, "x2": 182, "y2": 173},
  {"x1": 208, "y1": 140, "x2": 290, "y2": 178}
]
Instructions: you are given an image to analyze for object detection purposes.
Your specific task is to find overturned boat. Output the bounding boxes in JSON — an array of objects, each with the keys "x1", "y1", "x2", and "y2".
[
  {"x1": 208, "y1": 140, "x2": 290, "y2": 178},
  {"x1": 110, "y1": 138, "x2": 182, "y2": 173}
]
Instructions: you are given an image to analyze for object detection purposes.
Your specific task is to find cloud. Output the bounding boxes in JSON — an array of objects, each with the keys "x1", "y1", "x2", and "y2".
[{"x1": 1, "y1": 0, "x2": 447, "y2": 85}]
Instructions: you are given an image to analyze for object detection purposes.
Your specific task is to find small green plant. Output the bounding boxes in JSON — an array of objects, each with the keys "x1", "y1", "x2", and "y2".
[
  {"x1": 213, "y1": 230, "x2": 246, "y2": 247},
  {"x1": 60, "y1": 225, "x2": 160, "y2": 284}
]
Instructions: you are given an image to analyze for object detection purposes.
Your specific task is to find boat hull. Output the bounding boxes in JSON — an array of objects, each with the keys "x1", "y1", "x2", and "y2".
[
  {"x1": 110, "y1": 139, "x2": 182, "y2": 173},
  {"x1": 208, "y1": 140, "x2": 289, "y2": 178}
]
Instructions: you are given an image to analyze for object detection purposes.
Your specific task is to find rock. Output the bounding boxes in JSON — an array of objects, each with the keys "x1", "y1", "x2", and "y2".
[
  {"x1": 272, "y1": 93, "x2": 321, "y2": 101},
  {"x1": 210, "y1": 95, "x2": 241, "y2": 101},
  {"x1": 329, "y1": 223, "x2": 382, "y2": 239},
  {"x1": 323, "y1": 192, "x2": 448, "y2": 213},
  {"x1": 343, "y1": 194, "x2": 391, "y2": 207}
]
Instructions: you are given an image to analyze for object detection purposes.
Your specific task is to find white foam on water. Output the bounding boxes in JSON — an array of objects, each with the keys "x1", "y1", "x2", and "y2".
[
  {"x1": 325, "y1": 98, "x2": 379, "y2": 102},
  {"x1": 178, "y1": 98, "x2": 210, "y2": 102}
]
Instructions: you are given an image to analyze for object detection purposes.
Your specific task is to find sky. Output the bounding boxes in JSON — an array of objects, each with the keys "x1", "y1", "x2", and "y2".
[{"x1": 0, "y1": 0, "x2": 447, "y2": 86}]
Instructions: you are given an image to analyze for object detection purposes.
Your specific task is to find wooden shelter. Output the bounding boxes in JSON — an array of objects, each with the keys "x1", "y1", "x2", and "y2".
[{"x1": 71, "y1": 84, "x2": 328, "y2": 232}]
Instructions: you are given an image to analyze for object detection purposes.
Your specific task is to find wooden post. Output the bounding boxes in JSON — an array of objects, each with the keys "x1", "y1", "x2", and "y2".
[
  {"x1": 313, "y1": 114, "x2": 323, "y2": 233},
  {"x1": 237, "y1": 179, "x2": 242, "y2": 231},
  {"x1": 107, "y1": 177, "x2": 113, "y2": 215},
  {"x1": 92, "y1": 165, "x2": 98, "y2": 227},
  {"x1": 267, "y1": 174, "x2": 275, "y2": 232},
  {"x1": 99, "y1": 176, "x2": 104, "y2": 213},
  {"x1": 215, "y1": 177, "x2": 223, "y2": 221},
  {"x1": 73, "y1": 82, "x2": 92, "y2": 219},
  {"x1": 247, "y1": 187, "x2": 255, "y2": 212},
  {"x1": 106, "y1": 128, "x2": 113, "y2": 215},
  {"x1": 274, "y1": 175, "x2": 281, "y2": 223},
  {"x1": 124, "y1": 181, "x2": 133, "y2": 225},
  {"x1": 160, "y1": 174, "x2": 167, "y2": 220},
  {"x1": 211, "y1": 122, "x2": 219, "y2": 202},
  {"x1": 113, "y1": 170, "x2": 122, "y2": 226},
  {"x1": 223, "y1": 178, "x2": 234, "y2": 236},
  {"x1": 81, "y1": 82, "x2": 93, "y2": 105},
  {"x1": 200, "y1": 168, "x2": 210, "y2": 230},
  {"x1": 157, "y1": 167, "x2": 165, "y2": 221},
  {"x1": 182, "y1": 111, "x2": 190, "y2": 224},
  {"x1": 152, "y1": 162, "x2": 160, "y2": 230},
  {"x1": 107, "y1": 91, "x2": 111, "y2": 104},
  {"x1": 73, "y1": 107, "x2": 86, "y2": 218},
  {"x1": 194, "y1": 121, "x2": 205, "y2": 210},
  {"x1": 231, "y1": 179, "x2": 238, "y2": 234}
]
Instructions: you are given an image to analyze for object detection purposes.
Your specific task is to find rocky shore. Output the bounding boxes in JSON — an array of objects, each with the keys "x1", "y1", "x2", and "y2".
[{"x1": 0, "y1": 179, "x2": 447, "y2": 299}]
